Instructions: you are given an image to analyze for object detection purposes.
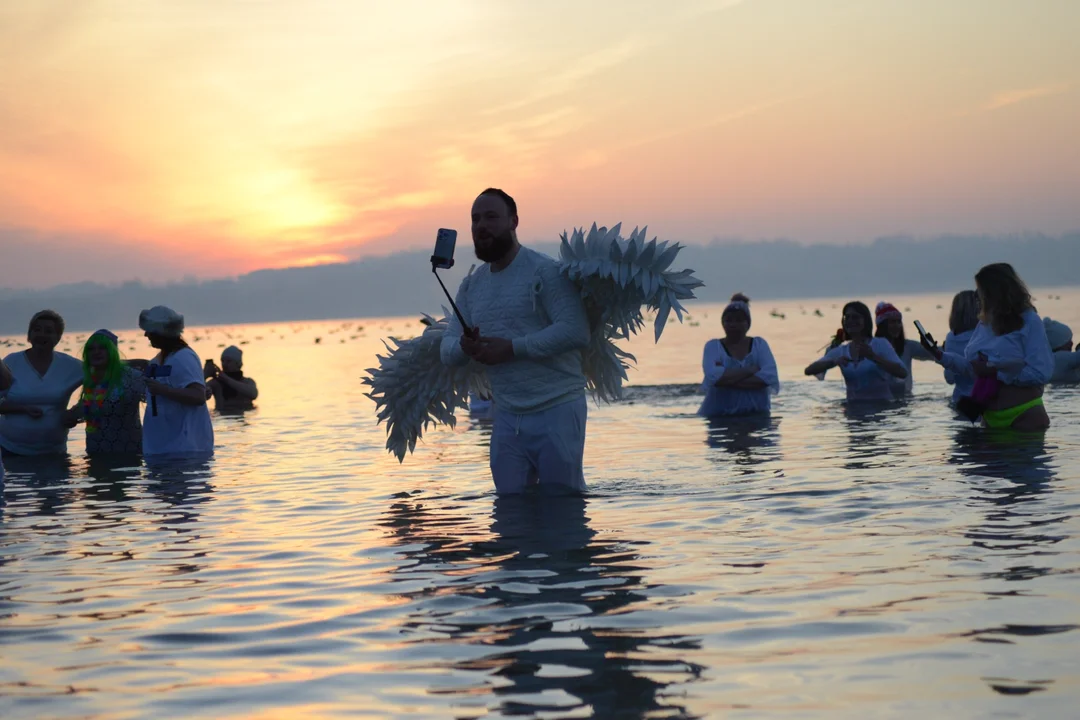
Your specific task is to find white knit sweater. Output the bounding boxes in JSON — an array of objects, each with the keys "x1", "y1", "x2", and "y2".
[{"x1": 440, "y1": 246, "x2": 590, "y2": 414}]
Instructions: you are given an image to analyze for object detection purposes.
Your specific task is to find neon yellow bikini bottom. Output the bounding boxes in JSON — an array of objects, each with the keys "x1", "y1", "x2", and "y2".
[{"x1": 982, "y1": 397, "x2": 1044, "y2": 429}]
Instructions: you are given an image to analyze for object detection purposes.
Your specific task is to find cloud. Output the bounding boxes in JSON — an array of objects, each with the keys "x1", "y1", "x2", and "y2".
[{"x1": 984, "y1": 83, "x2": 1069, "y2": 111}]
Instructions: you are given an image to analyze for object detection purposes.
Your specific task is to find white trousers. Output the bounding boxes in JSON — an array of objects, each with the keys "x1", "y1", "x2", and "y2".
[{"x1": 489, "y1": 395, "x2": 587, "y2": 495}]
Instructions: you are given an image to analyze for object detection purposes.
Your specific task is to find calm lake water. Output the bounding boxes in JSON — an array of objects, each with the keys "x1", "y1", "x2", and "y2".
[{"x1": 2, "y1": 289, "x2": 1079, "y2": 719}]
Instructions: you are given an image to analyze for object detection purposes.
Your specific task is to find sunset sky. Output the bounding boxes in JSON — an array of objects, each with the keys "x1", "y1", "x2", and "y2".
[{"x1": 2, "y1": 0, "x2": 1078, "y2": 289}]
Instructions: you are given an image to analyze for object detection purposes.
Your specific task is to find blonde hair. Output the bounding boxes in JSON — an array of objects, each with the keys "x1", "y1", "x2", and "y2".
[{"x1": 948, "y1": 290, "x2": 980, "y2": 335}]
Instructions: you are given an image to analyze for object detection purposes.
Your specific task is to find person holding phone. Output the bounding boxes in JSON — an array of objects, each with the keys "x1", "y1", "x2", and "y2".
[
  {"x1": 873, "y1": 302, "x2": 935, "y2": 396},
  {"x1": 805, "y1": 301, "x2": 907, "y2": 402},
  {"x1": 204, "y1": 346, "x2": 258, "y2": 411},
  {"x1": 440, "y1": 188, "x2": 591, "y2": 495},
  {"x1": 698, "y1": 293, "x2": 779, "y2": 416},
  {"x1": 138, "y1": 305, "x2": 214, "y2": 461},
  {"x1": 922, "y1": 264, "x2": 1052, "y2": 430},
  {"x1": 940, "y1": 290, "x2": 980, "y2": 404}
]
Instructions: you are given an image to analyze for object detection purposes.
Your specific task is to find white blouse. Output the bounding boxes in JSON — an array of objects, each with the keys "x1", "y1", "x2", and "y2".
[
  {"x1": 699, "y1": 337, "x2": 779, "y2": 416},
  {"x1": 939, "y1": 310, "x2": 1054, "y2": 388},
  {"x1": 815, "y1": 337, "x2": 904, "y2": 402}
]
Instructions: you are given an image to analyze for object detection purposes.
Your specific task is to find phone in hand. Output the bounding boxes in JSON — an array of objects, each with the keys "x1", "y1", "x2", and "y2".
[
  {"x1": 913, "y1": 320, "x2": 936, "y2": 349},
  {"x1": 431, "y1": 228, "x2": 457, "y2": 269}
]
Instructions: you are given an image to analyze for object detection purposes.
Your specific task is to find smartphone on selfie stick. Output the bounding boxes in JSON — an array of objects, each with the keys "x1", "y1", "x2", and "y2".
[
  {"x1": 913, "y1": 320, "x2": 937, "y2": 350},
  {"x1": 430, "y1": 229, "x2": 475, "y2": 339}
]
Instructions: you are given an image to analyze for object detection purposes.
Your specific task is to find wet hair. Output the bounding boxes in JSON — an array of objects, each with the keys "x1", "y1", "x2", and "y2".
[
  {"x1": 27, "y1": 309, "x2": 65, "y2": 341},
  {"x1": 948, "y1": 290, "x2": 980, "y2": 335},
  {"x1": 974, "y1": 263, "x2": 1033, "y2": 335},
  {"x1": 840, "y1": 301, "x2": 873, "y2": 341},
  {"x1": 478, "y1": 188, "x2": 518, "y2": 217},
  {"x1": 874, "y1": 314, "x2": 905, "y2": 356}
]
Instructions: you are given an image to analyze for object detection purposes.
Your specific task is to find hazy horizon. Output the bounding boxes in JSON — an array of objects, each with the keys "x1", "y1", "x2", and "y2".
[{"x1": 2, "y1": 231, "x2": 1077, "y2": 335}]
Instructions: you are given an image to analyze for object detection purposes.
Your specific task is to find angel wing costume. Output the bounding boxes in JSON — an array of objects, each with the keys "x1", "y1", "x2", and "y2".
[{"x1": 363, "y1": 223, "x2": 703, "y2": 461}]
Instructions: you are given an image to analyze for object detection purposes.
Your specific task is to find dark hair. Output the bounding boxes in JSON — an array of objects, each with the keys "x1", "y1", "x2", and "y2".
[
  {"x1": 840, "y1": 301, "x2": 873, "y2": 341},
  {"x1": 153, "y1": 335, "x2": 190, "y2": 358},
  {"x1": 974, "y1": 263, "x2": 1033, "y2": 335},
  {"x1": 722, "y1": 292, "x2": 751, "y2": 321},
  {"x1": 478, "y1": 187, "x2": 517, "y2": 217},
  {"x1": 28, "y1": 309, "x2": 65, "y2": 341},
  {"x1": 874, "y1": 315, "x2": 905, "y2": 356},
  {"x1": 948, "y1": 290, "x2": 980, "y2": 335}
]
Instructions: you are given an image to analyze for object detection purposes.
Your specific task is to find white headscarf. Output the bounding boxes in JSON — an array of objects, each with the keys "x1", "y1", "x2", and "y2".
[
  {"x1": 1043, "y1": 317, "x2": 1072, "y2": 350},
  {"x1": 138, "y1": 306, "x2": 185, "y2": 337}
]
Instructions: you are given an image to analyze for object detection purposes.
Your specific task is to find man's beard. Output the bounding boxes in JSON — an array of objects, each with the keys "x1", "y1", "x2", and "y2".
[{"x1": 473, "y1": 229, "x2": 515, "y2": 263}]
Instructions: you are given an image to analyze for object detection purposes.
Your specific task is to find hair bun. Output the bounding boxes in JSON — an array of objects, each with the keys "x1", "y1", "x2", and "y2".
[{"x1": 730, "y1": 292, "x2": 750, "y2": 304}]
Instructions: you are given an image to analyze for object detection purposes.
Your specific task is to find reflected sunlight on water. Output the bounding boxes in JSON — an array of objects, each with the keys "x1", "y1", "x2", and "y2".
[{"x1": 1, "y1": 289, "x2": 1079, "y2": 718}]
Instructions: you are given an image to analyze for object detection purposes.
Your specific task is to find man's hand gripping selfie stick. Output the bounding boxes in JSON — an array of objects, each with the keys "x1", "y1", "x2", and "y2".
[{"x1": 430, "y1": 228, "x2": 476, "y2": 340}]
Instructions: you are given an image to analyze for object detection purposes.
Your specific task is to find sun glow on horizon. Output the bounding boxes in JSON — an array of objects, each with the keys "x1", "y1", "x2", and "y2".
[{"x1": 1, "y1": 0, "x2": 1078, "y2": 289}]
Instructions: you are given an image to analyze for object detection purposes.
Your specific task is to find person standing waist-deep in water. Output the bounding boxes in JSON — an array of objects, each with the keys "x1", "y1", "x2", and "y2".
[
  {"x1": 941, "y1": 290, "x2": 981, "y2": 405},
  {"x1": 138, "y1": 306, "x2": 215, "y2": 461},
  {"x1": 925, "y1": 263, "x2": 1053, "y2": 431},
  {"x1": 204, "y1": 345, "x2": 258, "y2": 412},
  {"x1": 698, "y1": 293, "x2": 779, "y2": 417},
  {"x1": 64, "y1": 329, "x2": 147, "y2": 456},
  {"x1": 440, "y1": 188, "x2": 591, "y2": 495},
  {"x1": 0, "y1": 310, "x2": 84, "y2": 456},
  {"x1": 873, "y1": 301, "x2": 934, "y2": 396},
  {"x1": 0, "y1": 357, "x2": 11, "y2": 482},
  {"x1": 804, "y1": 301, "x2": 908, "y2": 402},
  {"x1": 1043, "y1": 317, "x2": 1080, "y2": 384}
]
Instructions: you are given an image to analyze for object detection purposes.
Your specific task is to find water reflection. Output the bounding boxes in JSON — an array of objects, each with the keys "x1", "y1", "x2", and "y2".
[
  {"x1": 841, "y1": 404, "x2": 896, "y2": 470},
  {"x1": 947, "y1": 427, "x2": 1074, "y2": 696},
  {"x1": 143, "y1": 459, "x2": 216, "y2": 532},
  {"x1": 380, "y1": 494, "x2": 705, "y2": 718},
  {"x1": 81, "y1": 454, "x2": 141, "y2": 527},
  {"x1": 704, "y1": 415, "x2": 777, "y2": 468},
  {"x1": 950, "y1": 427, "x2": 1063, "y2": 559},
  {"x1": 0, "y1": 453, "x2": 77, "y2": 517}
]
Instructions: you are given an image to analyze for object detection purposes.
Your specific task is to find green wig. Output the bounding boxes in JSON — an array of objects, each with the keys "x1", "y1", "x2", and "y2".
[{"x1": 82, "y1": 330, "x2": 126, "y2": 391}]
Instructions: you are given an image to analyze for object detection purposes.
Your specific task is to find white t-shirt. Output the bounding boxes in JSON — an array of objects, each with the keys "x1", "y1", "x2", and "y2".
[
  {"x1": 142, "y1": 347, "x2": 214, "y2": 459},
  {"x1": 0, "y1": 350, "x2": 84, "y2": 455}
]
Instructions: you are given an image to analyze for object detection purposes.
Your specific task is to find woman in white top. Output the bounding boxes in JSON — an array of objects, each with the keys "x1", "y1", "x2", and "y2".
[
  {"x1": 0, "y1": 310, "x2": 84, "y2": 455},
  {"x1": 926, "y1": 264, "x2": 1052, "y2": 431},
  {"x1": 805, "y1": 301, "x2": 907, "y2": 402},
  {"x1": 699, "y1": 294, "x2": 779, "y2": 416},
  {"x1": 1043, "y1": 318, "x2": 1080, "y2": 384},
  {"x1": 138, "y1": 306, "x2": 214, "y2": 461},
  {"x1": 942, "y1": 290, "x2": 980, "y2": 404},
  {"x1": 873, "y1": 302, "x2": 934, "y2": 395}
]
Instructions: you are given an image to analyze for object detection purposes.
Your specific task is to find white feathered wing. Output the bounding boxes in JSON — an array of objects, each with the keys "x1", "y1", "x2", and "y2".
[
  {"x1": 561, "y1": 223, "x2": 703, "y2": 402},
  {"x1": 362, "y1": 312, "x2": 490, "y2": 462},
  {"x1": 363, "y1": 224, "x2": 703, "y2": 461}
]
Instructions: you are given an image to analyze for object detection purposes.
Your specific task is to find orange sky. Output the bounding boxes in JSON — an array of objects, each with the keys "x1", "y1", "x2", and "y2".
[{"x1": 2, "y1": 0, "x2": 1078, "y2": 288}]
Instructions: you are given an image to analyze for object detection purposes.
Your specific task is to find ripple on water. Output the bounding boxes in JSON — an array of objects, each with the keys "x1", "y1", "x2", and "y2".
[{"x1": 3, "y1": 312, "x2": 1080, "y2": 718}]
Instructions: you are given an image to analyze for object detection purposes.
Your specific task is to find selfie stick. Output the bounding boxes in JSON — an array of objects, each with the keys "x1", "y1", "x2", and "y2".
[{"x1": 431, "y1": 260, "x2": 472, "y2": 336}]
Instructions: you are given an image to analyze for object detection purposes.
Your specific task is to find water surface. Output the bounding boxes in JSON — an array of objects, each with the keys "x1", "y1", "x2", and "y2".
[{"x1": 2, "y1": 290, "x2": 1079, "y2": 718}]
